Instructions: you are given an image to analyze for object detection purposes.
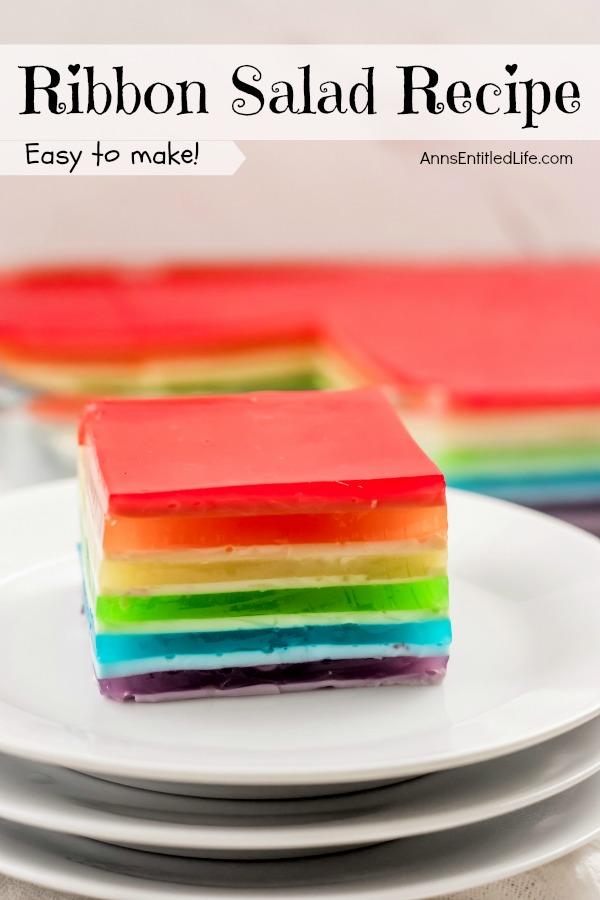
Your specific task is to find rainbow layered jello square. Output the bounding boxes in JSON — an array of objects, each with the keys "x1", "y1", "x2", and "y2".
[{"x1": 78, "y1": 389, "x2": 450, "y2": 702}]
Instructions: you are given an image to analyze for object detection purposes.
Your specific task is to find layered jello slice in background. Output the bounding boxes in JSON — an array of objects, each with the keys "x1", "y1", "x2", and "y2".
[
  {"x1": 78, "y1": 388, "x2": 450, "y2": 701},
  {"x1": 328, "y1": 264, "x2": 600, "y2": 513}
]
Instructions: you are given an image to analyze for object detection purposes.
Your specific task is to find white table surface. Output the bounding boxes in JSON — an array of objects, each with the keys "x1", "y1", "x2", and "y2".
[{"x1": 0, "y1": 407, "x2": 598, "y2": 900}]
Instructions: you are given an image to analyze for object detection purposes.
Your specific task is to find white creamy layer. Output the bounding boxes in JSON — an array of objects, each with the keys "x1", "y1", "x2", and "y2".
[
  {"x1": 404, "y1": 408, "x2": 600, "y2": 451},
  {"x1": 6, "y1": 343, "x2": 322, "y2": 393},
  {"x1": 94, "y1": 642, "x2": 450, "y2": 679}
]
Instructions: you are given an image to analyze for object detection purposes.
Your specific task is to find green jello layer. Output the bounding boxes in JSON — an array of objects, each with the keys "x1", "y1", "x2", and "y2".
[
  {"x1": 96, "y1": 577, "x2": 449, "y2": 627},
  {"x1": 77, "y1": 371, "x2": 326, "y2": 396},
  {"x1": 437, "y1": 443, "x2": 600, "y2": 476}
]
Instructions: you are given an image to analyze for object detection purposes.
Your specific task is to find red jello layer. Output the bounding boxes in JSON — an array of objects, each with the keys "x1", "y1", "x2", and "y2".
[
  {"x1": 80, "y1": 390, "x2": 445, "y2": 518},
  {"x1": 0, "y1": 265, "x2": 329, "y2": 362}
]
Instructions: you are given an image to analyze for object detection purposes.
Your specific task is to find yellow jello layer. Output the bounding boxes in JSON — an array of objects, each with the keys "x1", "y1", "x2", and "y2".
[
  {"x1": 93, "y1": 547, "x2": 448, "y2": 595},
  {"x1": 405, "y1": 408, "x2": 600, "y2": 451}
]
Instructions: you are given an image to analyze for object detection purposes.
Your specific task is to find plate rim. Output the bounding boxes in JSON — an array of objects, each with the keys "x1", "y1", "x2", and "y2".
[
  {"x1": 0, "y1": 715, "x2": 598, "y2": 850},
  {"x1": 0, "y1": 774, "x2": 598, "y2": 900}
]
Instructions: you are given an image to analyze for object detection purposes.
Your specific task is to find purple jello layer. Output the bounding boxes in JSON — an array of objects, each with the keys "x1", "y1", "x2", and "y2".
[{"x1": 98, "y1": 656, "x2": 449, "y2": 702}]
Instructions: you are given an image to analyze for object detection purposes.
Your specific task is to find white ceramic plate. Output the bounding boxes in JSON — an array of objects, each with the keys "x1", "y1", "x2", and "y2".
[
  {"x1": 0, "y1": 714, "x2": 599, "y2": 857},
  {"x1": 0, "y1": 479, "x2": 599, "y2": 788},
  {"x1": 1, "y1": 773, "x2": 600, "y2": 900}
]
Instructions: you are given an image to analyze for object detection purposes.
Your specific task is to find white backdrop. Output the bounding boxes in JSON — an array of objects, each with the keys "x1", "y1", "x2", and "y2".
[{"x1": 0, "y1": 0, "x2": 599, "y2": 266}]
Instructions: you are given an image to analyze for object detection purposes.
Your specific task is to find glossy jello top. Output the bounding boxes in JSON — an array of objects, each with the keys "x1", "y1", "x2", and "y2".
[
  {"x1": 79, "y1": 389, "x2": 445, "y2": 516},
  {"x1": 0, "y1": 266, "x2": 323, "y2": 361},
  {"x1": 328, "y1": 264, "x2": 600, "y2": 409}
]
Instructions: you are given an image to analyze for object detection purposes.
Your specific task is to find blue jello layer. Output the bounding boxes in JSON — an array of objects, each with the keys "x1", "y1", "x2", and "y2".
[
  {"x1": 448, "y1": 470, "x2": 600, "y2": 503},
  {"x1": 95, "y1": 619, "x2": 452, "y2": 662},
  {"x1": 90, "y1": 618, "x2": 451, "y2": 678}
]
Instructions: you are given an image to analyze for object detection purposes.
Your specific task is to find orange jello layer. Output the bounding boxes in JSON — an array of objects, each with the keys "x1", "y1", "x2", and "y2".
[{"x1": 103, "y1": 505, "x2": 448, "y2": 554}]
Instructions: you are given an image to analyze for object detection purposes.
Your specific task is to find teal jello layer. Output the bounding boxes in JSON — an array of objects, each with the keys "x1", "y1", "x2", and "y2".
[
  {"x1": 95, "y1": 619, "x2": 452, "y2": 663},
  {"x1": 90, "y1": 616, "x2": 452, "y2": 678},
  {"x1": 447, "y1": 470, "x2": 600, "y2": 503}
]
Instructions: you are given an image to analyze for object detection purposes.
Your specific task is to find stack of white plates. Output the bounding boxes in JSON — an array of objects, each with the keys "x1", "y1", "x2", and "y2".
[{"x1": 0, "y1": 480, "x2": 599, "y2": 900}]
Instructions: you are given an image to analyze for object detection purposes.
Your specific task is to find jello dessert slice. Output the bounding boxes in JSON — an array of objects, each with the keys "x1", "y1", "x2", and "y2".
[
  {"x1": 328, "y1": 264, "x2": 600, "y2": 506},
  {"x1": 78, "y1": 388, "x2": 450, "y2": 701}
]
